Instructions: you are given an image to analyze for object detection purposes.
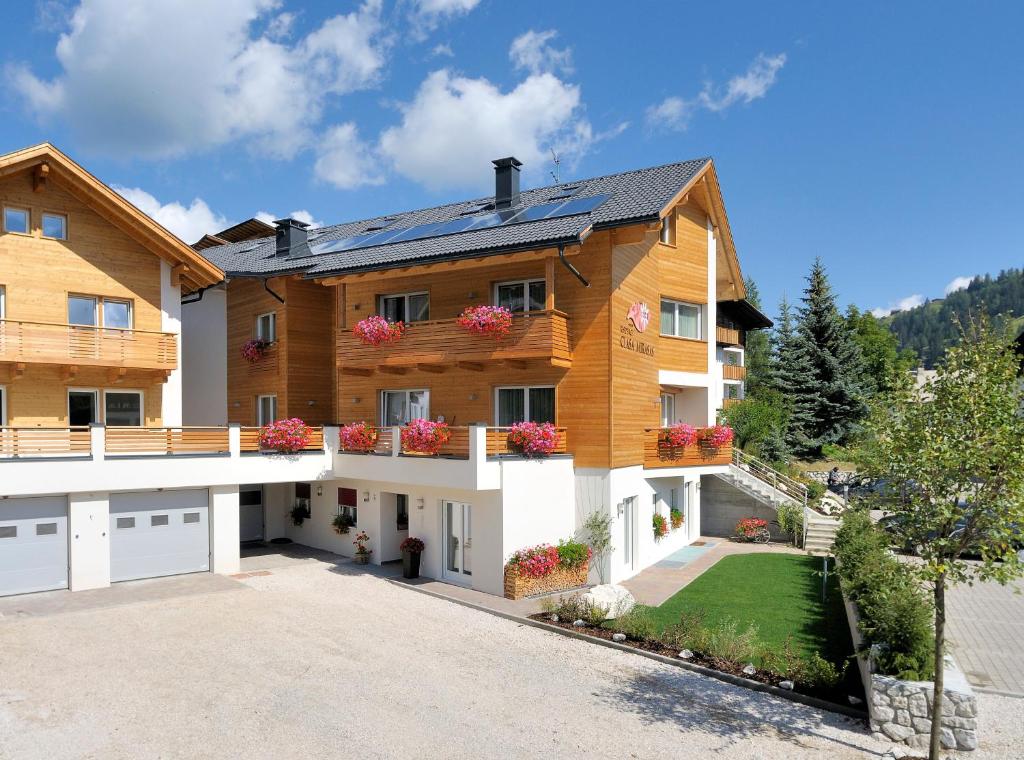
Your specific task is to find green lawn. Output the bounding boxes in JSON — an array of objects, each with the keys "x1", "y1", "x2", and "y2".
[{"x1": 643, "y1": 553, "x2": 852, "y2": 667}]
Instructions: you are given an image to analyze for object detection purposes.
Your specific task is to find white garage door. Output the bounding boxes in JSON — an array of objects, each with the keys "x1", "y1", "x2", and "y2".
[
  {"x1": 0, "y1": 496, "x2": 68, "y2": 597},
  {"x1": 109, "y1": 490, "x2": 210, "y2": 582}
]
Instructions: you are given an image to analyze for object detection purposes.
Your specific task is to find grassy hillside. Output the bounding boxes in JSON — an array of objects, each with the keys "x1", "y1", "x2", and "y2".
[{"x1": 883, "y1": 269, "x2": 1024, "y2": 367}]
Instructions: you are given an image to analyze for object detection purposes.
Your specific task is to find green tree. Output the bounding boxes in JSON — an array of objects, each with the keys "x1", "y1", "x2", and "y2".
[
  {"x1": 722, "y1": 394, "x2": 787, "y2": 456},
  {"x1": 742, "y1": 277, "x2": 775, "y2": 398},
  {"x1": 846, "y1": 305, "x2": 917, "y2": 394},
  {"x1": 787, "y1": 259, "x2": 867, "y2": 457},
  {"x1": 772, "y1": 295, "x2": 812, "y2": 457},
  {"x1": 856, "y1": 316, "x2": 1024, "y2": 759}
]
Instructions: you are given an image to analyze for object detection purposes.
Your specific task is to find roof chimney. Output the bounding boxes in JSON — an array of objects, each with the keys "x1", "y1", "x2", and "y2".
[
  {"x1": 273, "y1": 218, "x2": 311, "y2": 258},
  {"x1": 493, "y1": 157, "x2": 522, "y2": 210}
]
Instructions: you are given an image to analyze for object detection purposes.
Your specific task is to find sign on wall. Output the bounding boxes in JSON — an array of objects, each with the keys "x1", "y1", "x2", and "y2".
[{"x1": 619, "y1": 301, "x2": 655, "y2": 357}]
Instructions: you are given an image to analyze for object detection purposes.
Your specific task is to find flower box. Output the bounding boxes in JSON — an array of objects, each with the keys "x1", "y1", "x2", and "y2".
[
  {"x1": 338, "y1": 421, "x2": 378, "y2": 452},
  {"x1": 456, "y1": 305, "x2": 513, "y2": 338},
  {"x1": 400, "y1": 418, "x2": 451, "y2": 455},
  {"x1": 258, "y1": 418, "x2": 312, "y2": 453},
  {"x1": 506, "y1": 421, "x2": 558, "y2": 457},
  {"x1": 353, "y1": 315, "x2": 405, "y2": 347},
  {"x1": 504, "y1": 561, "x2": 589, "y2": 600},
  {"x1": 241, "y1": 338, "x2": 271, "y2": 363}
]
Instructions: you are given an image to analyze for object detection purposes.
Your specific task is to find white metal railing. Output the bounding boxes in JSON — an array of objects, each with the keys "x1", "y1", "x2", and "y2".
[{"x1": 732, "y1": 448, "x2": 808, "y2": 508}]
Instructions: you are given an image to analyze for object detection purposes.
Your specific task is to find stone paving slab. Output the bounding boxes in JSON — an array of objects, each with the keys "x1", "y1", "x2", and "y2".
[{"x1": 946, "y1": 575, "x2": 1024, "y2": 697}]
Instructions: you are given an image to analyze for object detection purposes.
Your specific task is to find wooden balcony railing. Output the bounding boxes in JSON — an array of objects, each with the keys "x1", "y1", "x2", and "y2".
[
  {"x1": 723, "y1": 398, "x2": 742, "y2": 409},
  {"x1": 715, "y1": 325, "x2": 742, "y2": 346},
  {"x1": 239, "y1": 426, "x2": 325, "y2": 453},
  {"x1": 105, "y1": 427, "x2": 230, "y2": 455},
  {"x1": 722, "y1": 364, "x2": 746, "y2": 380},
  {"x1": 643, "y1": 429, "x2": 732, "y2": 469},
  {"x1": 486, "y1": 426, "x2": 568, "y2": 456},
  {"x1": 0, "y1": 319, "x2": 177, "y2": 370},
  {"x1": 337, "y1": 310, "x2": 572, "y2": 372},
  {"x1": 335, "y1": 424, "x2": 570, "y2": 460},
  {"x1": 0, "y1": 427, "x2": 91, "y2": 457}
]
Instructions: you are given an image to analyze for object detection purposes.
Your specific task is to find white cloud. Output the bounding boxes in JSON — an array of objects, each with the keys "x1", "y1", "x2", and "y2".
[
  {"x1": 378, "y1": 68, "x2": 588, "y2": 190},
  {"x1": 870, "y1": 294, "x2": 925, "y2": 318},
  {"x1": 314, "y1": 122, "x2": 385, "y2": 189},
  {"x1": 410, "y1": 0, "x2": 480, "y2": 28},
  {"x1": 114, "y1": 186, "x2": 229, "y2": 243},
  {"x1": 10, "y1": 0, "x2": 389, "y2": 159},
  {"x1": 647, "y1": 52, "x2": 786, "y2": 132},
  {"x1": 944, "y1": 276, "x2": 973, "y2": 295},
  {"x1": 509, "y1": 29, "x2": 573, "y2": 76},
  {"x1": 255, "y1": 209, "x2": 323, "y2": 229},
  {"x1": 266, "y1": 11, "x2": 296, "y2": 40},
  {"x1": 431, "y1": 43, "x2": 454, "y2": 58}
]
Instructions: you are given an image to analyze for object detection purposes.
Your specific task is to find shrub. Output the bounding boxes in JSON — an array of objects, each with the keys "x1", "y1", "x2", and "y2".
[
  {"x1": 240, "y1": 338, "x2": 270, "y2": 363},
  {"x1": 332, "y1": 512, "x2": 355, "y2": 534},
  {"x1": 353, "y1": 315, "x2": 405, "y2": 346},
  {"x1": 544, "y1": 593, "x2": 607, "y2": 626},
  {"x1": 556, "y1": 538, "x2": 592, "y2": 569},
  {"x1": 834, "y1": 509, "x2": 934, "y2": 679},
  {"x1": 670, "y1": 508, "x2": 684, "y2": 530},
  {"x1": 400, "y1": 537, "x2": 425, "y2": 553},
  {"x1": 613, "y1": 606, "x2": 658, "y2": 641},
  {"x1": 805, "y1": 480, "x2": 826, "y2": 502},
  {"x1": 400, "y1": 419, "x2": 451, "y2": 455},
  {"x1": 507, "y1": 544, "x2": 560, "y2": 578},
  {"x1": 652, "y1": 513, "x2": 668, "y2": 540},
  {"x1": 259, "y1": 418, "x2": 312, "y2": 453},
  {"x1": 456, "y1": 305, "x2": 513, "y2": 338},
  {"x1": 507, "y1": 421, "x2": 559, "y2": 456},
  {"x1": 338, "y1": 421, "x2": 378, "y2": 452},
  {"x1": 775, "y1": 503, "x2": 804, "y2": 544},
  {"x1": 706, "y1": 619, "x2": 761, "y2": 664}
]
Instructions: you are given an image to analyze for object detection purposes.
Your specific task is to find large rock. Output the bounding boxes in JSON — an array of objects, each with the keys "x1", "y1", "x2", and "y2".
[{"x1": 580, "y1": 584, "x2": 635, "y2": 620}]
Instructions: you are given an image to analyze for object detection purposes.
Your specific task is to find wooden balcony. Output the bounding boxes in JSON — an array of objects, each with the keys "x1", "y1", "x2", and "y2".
[
  {"x1": 716, "y1": 325, "x2": 742, "y2": 346},
  {"x1": 722, "y1": 364, "x2": 746, "y2": 380},
  {"x1": 722, "y1": 398, "x2": 742, "y2": 409},
  {"x1": 0, "y1": 319, "x2": 177, "y2": 372},
  {"x1": 0, "y1": 427, "x2": 91, "y2": 457},
  {"x1": 335, "y1": 425, "x2": 569, "y2": 459},
  {"x1": 642, "y1": 428, "x2": 732, "y2": 469},
  {"x1": 337, "y1": 310, "x2": 572, "y2": 374}
]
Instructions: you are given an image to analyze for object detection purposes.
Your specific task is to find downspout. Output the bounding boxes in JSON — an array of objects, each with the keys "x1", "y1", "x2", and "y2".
[
  {"x1": 263, "y1": 278, "x2": 285, "y2": 304},
  {"x1": 558, "y1": 243, "x2": 589, "y2": 288}
]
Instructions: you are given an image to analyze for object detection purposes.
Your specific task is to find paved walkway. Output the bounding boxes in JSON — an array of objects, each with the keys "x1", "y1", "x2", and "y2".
[
  {"x1": 622, "y1": 537, "x2": 805, "y2": 606},
  {"x1": 946, "y1": 574, "x2": 1024, "y2": 697}
]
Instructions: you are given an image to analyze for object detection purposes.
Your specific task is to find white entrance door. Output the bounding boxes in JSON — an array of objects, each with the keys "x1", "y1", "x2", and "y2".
[
  {"x1": 239, "y1": 485, "x2": 264, "y2": 543},
  {"x1": 622, "y1": 496, "x2": 638, "y2": 573},
  {"x1": 442, "y1": 501, "x2": 472, "y2": 584},
  {"x1": 0, "y1": 496, "x2": 68, "y2": 597}
]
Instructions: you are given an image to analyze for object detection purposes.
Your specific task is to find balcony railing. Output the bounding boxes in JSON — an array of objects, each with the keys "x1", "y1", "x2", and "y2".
[
  {"x1": 642, "y1": 428, "x2": 732, "y2": 469},
  {"x1": 722, "y1": 364, "x2": 746, "y2": 380},
  {"x1": 337, "y1": 310, "x2": 572, "y2": 372},
  {"x1": 715, "y1": 325, "x2": 742, "y2": 346},
  {"x1": 723, "y1": 398, "x2": 742, "y2": 409},
  {"x1": 106, "y1": 427, "x2": 231, "y2": 455},
  {"x1": 336, "y1": 425, "x2": 569, "y2": 460},
  {"x1": 486, "y1": 426, "x2": 568, "y2": 456},
  {"x1": 0, "y1": 319, "x2": 177, "y2": 370},
  {"x1": 0, "y1": 427, "x2": 92, "y2": 457}
]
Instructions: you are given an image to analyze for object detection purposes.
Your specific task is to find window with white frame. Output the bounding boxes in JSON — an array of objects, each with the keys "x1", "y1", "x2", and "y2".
[
  {"x1": 68, "y1": 295, "x2": 98, "y2": 326},
  {"x1": 495, "y1": 278, "x2": 545, "y2": 313},
  {"x1": 102, "y1": 299, "x2": 132, "y2": 329},
  {"x1": 255, "y1": 312, "x2": 276, "y2": 342},
  {"x1": 41, "y1": 212, "x2": 67, "y2": 240},
  {"x1": 495, "y1": 386, "x2": 555, "y2": 426},
  {"x1": 0, "y1": 284, "x2": 5, "y2": 318},
  {"x1": 660, "y1": 392, "x2": 675, "y2": 427},
  {"x1": 381, "y1": 389, "x2": 429, "y2": 426},
  {"x1": 68, "y1": 295, "x2": 133, "y2": 329},
  {"x1": 257, "y1": 394, "x2": 277, "y2": 425},
  {"x1": 660, "y1": 298, "x2": 702, "y2": 339},
  {"x1": 3, "y1": 207, "x2": 29, "y2": 235},
  {"x1": 68, "y1": 389, "x2": 99, "y2": 426},
  {"x1": 104, "y1": 390, "x2": 143, "y2": 427},
  {"x1": 379, "y1": 292, "x2": 429, "y2": 323},
  {"x1": 724, "y1": 382, "x2": 743, "y2": 400}
]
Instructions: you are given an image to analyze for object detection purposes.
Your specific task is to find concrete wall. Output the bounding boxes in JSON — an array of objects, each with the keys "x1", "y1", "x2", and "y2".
[
  {"x1": 181, "y1": 285, "x2": 227, "y2": 426},
  {"x1": 699, "y1": 475, "x2": 786, "y2": 540}
]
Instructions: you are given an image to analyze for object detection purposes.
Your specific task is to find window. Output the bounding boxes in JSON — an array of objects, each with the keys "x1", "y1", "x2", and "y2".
[
  {"x1": 660, "y1": 298, "x2": 702, "y2": 339},
  {"x1": 102, "y1": 299, "x2": 132, "y2": 330},
  {"x1": 3, "y1": 207, "x2": 29, "y2": 235},
  {"x1": 379, "y1": 292, "x2": 429, "y2": 323},
  {"x1": 660, "y1": 392, "x2": 675, "y2": 427},
  {"x1": 68, "y1": 389, "x2": 99, "y2": 425},
  {"x1": 36, "y1": 523, "x2": 57, "y2": 536},
  {"x1": 150, "y1": 515, "x2": 169, "y2": 527},
  {"x1": 68, "y1": 295, "x2": 98, "y2": 326},
  {"x1": 255, "y1": 312, "x2": 276, "y2": 342},
  {"x1": 183, "y1": 512, "x2": 201, "y2": 524},
  {"x1": 396, "y1": 494, "x2": 409, "y2": 530},
  {"x1": 41, "y1": 213, "x2": 67, "y2": 240},
  {"x1": 116, "y1": 517, "x2": 135, "y2": 529},
  {"x1": 0, "y1": 526, "x2": 17, "y2": 539},
  {"x1": 659, "y1": 215, "x2": 675, "y2": 245},
  {"x1": 495, "y1": 386, "x2": 555, "y2": 426},
  {"x1": 104, "y1": 391, "x2": 142, "y2": 426},
  {"x1": 69, "y1": 295, "x2": 132, "y2": 328},
  {"x1": 338, "y1": 487, "x2": 358, "y2": 525},
  {"x1": 295, "y1": 483, "x2": 311, "y2": 515},
  {"x1": 724, "y1": 383, "x2": 743, "y2": 400},
  {"x1": 257, "y1": 395, "x2": 277, "y2": 425},
  {"x1": 381, "y1": 389, "x2": 429, "y2": 425},
  {"x1": 495, "y1": 279, "x2": 545, "y2": 312}
]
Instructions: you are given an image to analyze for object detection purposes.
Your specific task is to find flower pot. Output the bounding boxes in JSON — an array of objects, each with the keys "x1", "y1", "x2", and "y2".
[
  {"x1": 402, "y1": 550, "x2": 421, "y2": 579},
  {"x1": 353, "y1": 553, "x2": 370, "y2": 565}
]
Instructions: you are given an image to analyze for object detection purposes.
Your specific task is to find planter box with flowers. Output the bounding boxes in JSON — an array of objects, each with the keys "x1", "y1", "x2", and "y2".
[
  {"x1": 353, "y1": 315, "x2": 405, "y2": 347},
  {"x1": 653, "y1": 423, "x2": 733, "y2": 466},
  {"x1": 241, "y1": 338, "x2": 271, "y2": 364},
  {"x1": 400, "y1": 418, "x2": 451, "y2": 455},
  {"x1": 338, "y1": 421, "x2": 379, "y2": 453},
  {"x1": 506, "y1": 421, "x2": 558, "y2": 457},
  {"x1": 456, "y1": 305, "x2": 513, "y2": 338},
  {"x1": 503, "y1": 539, "x2": 592, "y2": 600},
  {"x1": 259, "y1": 418, "x2": 312, "y2": 454}
]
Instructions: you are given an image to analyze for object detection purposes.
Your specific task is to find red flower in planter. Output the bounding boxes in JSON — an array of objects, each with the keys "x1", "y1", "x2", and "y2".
[
  {"x1": 400, "y1": 537, "x2": 425, "y2": 553},
  {"x1": 338, "y1": 421, "x2": 378, "y2": 452},
  {"x1": 735, "y1": 517, "x2": 768, "y2": 540},
  {"x1": 400, "y1": 418, "x2": 451, "y2": 455},
  {"x1": 699, "y1": 424, "x2": 734, "y2": 448},
  {"x1": 241, "y1": 338, "x2": 271, "y2": 363},
  {"x1": 353, "y1": 315, "x2": 405, "y2": 346},
  {"x1": 258, "y1": 418, "x2": 312, "y2": 453},
  {"x1": 506, "y1": 544, "x2": 560, "y2": 578},
  {"x1": 507, "y1": 421, "x2": 558, "y2": 456},
  {"x1": 456, "y1": 305, "x2": 513, "y2": 338},
  {"x1": 660, "y1": 423, "x2": 697, "y2": 448}
]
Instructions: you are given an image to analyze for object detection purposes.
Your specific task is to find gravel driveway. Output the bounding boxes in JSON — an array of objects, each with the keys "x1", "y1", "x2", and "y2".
[{"x1": 0, "y1": 560, "x2": 1019, "y2": 759}]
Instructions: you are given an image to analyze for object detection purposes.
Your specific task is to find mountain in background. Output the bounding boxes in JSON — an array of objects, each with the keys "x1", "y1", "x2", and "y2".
[{"x1": 883, "y1": 268, "x2": 1024, "y2": 368}]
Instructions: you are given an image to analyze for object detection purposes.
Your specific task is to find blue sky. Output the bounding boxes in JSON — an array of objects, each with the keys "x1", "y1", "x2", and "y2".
[{"x1": 1, "y1": 1, "x2": 1022, "y2": 318}]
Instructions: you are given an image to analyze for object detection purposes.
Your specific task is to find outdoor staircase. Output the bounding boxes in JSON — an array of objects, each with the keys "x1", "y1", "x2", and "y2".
[
  {"x1": 803, "y1": 513, "x2": 841, "y2": 556},
  {"x1": 715, "y1": 449, "x2": 808, "y2": 509}
]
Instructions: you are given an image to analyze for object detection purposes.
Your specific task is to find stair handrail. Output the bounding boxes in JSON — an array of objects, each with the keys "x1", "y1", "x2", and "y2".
[{"x1": 731, "y1": 448, "x2": 808, "y2": 509}]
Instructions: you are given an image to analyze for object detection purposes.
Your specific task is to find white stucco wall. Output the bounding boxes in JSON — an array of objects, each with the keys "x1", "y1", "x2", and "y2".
[
  {"x1": 68, "y1": 492, "x2": 110, "y2": 591},
  {"x1": 181, "y1": 285, "x2": 227, "y2": 426},
  {"x1": 160, "y1": 261, "x2": 183, "y2": 427},
  {"x1": 210, "y1": 484, "x2": 240, "y2": 574}
]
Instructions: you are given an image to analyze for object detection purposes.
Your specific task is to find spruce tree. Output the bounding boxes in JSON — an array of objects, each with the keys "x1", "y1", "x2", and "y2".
[
  {"x1": 773, "y1": 295, "x2": 815, "y2": 455},
  {"x1": 788, "y1": 258, "x2": 867, "y2": 456},
  {"x1": 742, "y1": 277, "x2": 774, "y2": 397}
]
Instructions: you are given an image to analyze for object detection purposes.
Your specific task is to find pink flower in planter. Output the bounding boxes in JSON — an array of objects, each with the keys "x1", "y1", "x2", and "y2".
[
  {"x1": 400, "y1": 418, "x2": 451, "y2": 455},
  {"x1": 507, "y1": 421, "x2": 559, "y2": 456},
  {"x1": 699, "y1": 424, "x2": 734, "y2": 449},
  {"x1": 338, "y1": 421, "x2": 378, "y2": 452},
  {"x1": 456, "y1": 305, "x2": 513, "y2": 338},
  {"x1": 240, "y1": 338, "x2": 271, "y2": 363},
  {"x1": 258, "y1": 418, "x2": 312, "y2": 453},
  {"x1": 660, "y1": 423, "x2": 697, "y2": 448},
  {"x1": 506, "y1": 544, "x2": 560, "y2": 578},
  {"x1": 353, "y1": 315, "x2": 405, "y2": 346}
]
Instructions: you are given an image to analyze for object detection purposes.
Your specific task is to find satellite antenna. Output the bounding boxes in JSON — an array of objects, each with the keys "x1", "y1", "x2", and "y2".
[{"x1": 549, "y1": 148, "x2": 561, "y2": 183}]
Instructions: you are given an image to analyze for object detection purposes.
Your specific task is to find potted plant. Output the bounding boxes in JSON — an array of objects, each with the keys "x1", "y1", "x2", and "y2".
[
  {"x1": 338, "y1": 421, "x2": 378, "y2": 453},
  {"x1": 400, "y1": 418, "x2": 451, "y2": 455},
  {"x1": 352, "y1": 530, "x2": 372, "y2": 564},
  {"x1": 653, "y1": 513, "x2": 669, "y2": 540},
  {"x1": 400, "y1": 537, "x2": 425, "y2": 579},
  {"x1": 259, "y1": 418, "x2": 312, "y2": 453},
  {"x1": 456, "y1": 304, "x2": 513, "y2": 338},
  {"x1": 659, "y1": 422, "x2": 697, "y2": 449},
  {"x1": 241, "y1": 338, "x2": 271, "y2": 363},
  {"x1": 698, "y1": 424, "x2": 734, "y2": 449},
  {"x1": 670, "y1": 508, "x2": 684, "y2": 530},
  {"x1": 506, "y1": 421, "x2": 558, "y2": 457},
  {"x1": 353, "y1": 315, "x2": 405, "y2": 346},
  {"x1": 289, "y1": 505, "x2": 308, "y2": 526},
  {"x1": 332, "y1": 512, "x2": 355, "y2": 535}
]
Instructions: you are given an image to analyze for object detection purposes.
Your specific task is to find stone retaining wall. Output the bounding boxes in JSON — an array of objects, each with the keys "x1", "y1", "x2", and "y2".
[{"x1": 841, "y1": 590, "x2": 978, "y2": 751}]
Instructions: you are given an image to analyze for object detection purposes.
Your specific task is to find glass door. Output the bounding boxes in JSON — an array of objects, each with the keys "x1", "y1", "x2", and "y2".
[
  {"x1": 442, "y1": 501, "x2": 472, "y2": 584},
  {"x1": 660, "y1": 393, "x2": 675, "y2": 427}
]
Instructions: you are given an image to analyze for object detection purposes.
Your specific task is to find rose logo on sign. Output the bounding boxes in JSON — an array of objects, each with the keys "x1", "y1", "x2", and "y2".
[{"x1": 626, "y1": 302, "x2": 650, "y2": 333}]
